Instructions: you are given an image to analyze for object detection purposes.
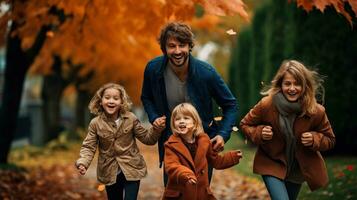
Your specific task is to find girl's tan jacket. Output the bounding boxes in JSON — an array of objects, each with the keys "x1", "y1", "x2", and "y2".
[
  {"x1": 240, "y1": 95, "x2": 335, "y2": 191},
  {"x1": 76, "y1": 111, "x2": 160, "y2": 185},
  {"x1": 163, "y1": 133, "x2": 240, "y2": 200}
]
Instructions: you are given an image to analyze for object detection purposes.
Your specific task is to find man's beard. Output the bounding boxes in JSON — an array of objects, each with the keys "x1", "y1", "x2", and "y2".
[{"x1": 168, "y1": 53, "x2": 189, "y2": 67}]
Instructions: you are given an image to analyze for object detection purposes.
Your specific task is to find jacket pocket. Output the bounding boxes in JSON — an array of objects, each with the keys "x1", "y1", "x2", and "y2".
[
  {"x1": 128, "y1": 154, "x2": 146, "y2": 169},
  {"x1": 98, "y1": 131, "x2": 114, "y2": 151},
  {"x1": 163, "y1": 189, "x2": 181, "y2": 198}
]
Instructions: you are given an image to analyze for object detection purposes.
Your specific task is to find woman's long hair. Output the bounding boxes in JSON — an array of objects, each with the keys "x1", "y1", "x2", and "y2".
[{"x1": 261, "y1": 60, "x2": 324, "y2": 115}]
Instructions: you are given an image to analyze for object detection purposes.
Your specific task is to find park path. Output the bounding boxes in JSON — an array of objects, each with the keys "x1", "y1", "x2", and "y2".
[{"x1": 83, "y1": 142, "x2": 269, "y2": 200}]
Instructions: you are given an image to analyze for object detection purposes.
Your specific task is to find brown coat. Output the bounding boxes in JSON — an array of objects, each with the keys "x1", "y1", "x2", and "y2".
[
  {"x1": 76, "y1": 111, "x2": 160, "y2": 185},
  {"x1": 240, "y1": 95, "x2": 335, "y2": 190},
  {"x1": 163, "y1": 133, "x2": 240, "y2": 200}
]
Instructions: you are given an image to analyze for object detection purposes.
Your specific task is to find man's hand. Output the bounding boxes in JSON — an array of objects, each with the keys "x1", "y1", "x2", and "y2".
[
  {"x1": 261, "y1": 126, "x2": 273, "y2": 140},
  {"x1": 153, "y1": 116, "x2": 166, "y2": 132},
  {"x1": 211, "y1": 135, "x2": 225, "y2": 152},
  {"x1": 301, "y1": 132, "x2": 313, "y2": 146}
]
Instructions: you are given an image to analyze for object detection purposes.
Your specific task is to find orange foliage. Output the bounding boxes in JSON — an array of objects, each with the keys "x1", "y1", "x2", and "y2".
[
  {"x1": 295, "y1": 0, "x2": 357, "y2": 25},
  {"x1": 0, "y1": 0, "x2": 355, "y2": 104},
  {"x1": 0, "y1": 0, "x2": 249, "y2": 104}
]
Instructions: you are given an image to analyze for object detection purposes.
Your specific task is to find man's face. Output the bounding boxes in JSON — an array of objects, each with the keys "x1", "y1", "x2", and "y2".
[{"x1": 165, "y1": 37, "x2": 190, "y2": 68}]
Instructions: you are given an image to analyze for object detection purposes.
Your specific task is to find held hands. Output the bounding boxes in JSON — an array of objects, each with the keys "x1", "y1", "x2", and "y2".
[
  {"x1": 301, "y1": 132, "x2": 313, "y2": 146},
  {"x1": 77, "y1": 164, "x2": 87, "y2": 175},
  {"x1": 211, "y1": 135, "x2": 225, "y2": 152},
  {"x1": 153, "y1": 115, "x2": 166, "y2": 132},
  {"x1": 261, "y1": 126, "x2": 273, "y2": 140}
]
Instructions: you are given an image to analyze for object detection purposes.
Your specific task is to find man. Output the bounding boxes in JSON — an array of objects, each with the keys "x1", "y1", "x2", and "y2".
[{"x1": 141, "y1": 22, "x2": 238, "y2": 185}]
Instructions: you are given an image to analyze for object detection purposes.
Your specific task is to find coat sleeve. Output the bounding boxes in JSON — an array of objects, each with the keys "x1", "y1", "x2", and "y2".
[
  {"x1": 164, "y1": 144, "x2": 196, "y2": 184},
  {"x1": 76, "y1": 120, "x2": 98, "y2": 168},
  {"x1": 208, "y1": 68, "x2": 238, "y2": 142},
  {"x1": 141, "y1": 64, "x2": 160, "y2": 124},
  {"x1": 207, "y1": 142, "x2": 241, "y2": 169},
  {"x1": 133, "y1": 117, "x2": 161, "y2": 145},
  {"x1": 239, "y1": 99, "x2": 267, "y2": 145},
  {"x1": 310, "y1": 107, "x2": 336, "y2": 152}
]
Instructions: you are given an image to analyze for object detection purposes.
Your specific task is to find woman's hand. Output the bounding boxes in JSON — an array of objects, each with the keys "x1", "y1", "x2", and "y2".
[
  {"x1": 77, "y1": 164, "x2": 87, "y2": 175},
  {"x1": 301, "y1": 132, "x2": 313, "y2": 146},
  {"x1": 261, "y1": 126, "x2": 273, "y2": 140}
]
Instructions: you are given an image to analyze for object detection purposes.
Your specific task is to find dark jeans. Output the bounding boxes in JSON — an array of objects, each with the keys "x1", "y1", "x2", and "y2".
[
  {"x1": 262, "y1": 175, "x2": 302, "y2": 200},
  {"x1": 105, "y1": 172, "x2": 140, "y2": 200},
  {"x1": 163, "y1": 164, "x2": 214, "y2": 186}
]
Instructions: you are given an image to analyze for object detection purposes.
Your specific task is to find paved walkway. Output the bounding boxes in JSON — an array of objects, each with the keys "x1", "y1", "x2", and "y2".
[{"x1": 83, "y1": 142, "x2": 269, "y2": 200}]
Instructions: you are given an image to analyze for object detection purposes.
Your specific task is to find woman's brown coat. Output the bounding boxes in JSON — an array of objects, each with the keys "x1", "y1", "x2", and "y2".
[
  {"x1": 162, "y1": 133, "x2": 240, "y2": 200},
  {"x1": 240, "y1": 95, "x2": 335, "y2": 191}
]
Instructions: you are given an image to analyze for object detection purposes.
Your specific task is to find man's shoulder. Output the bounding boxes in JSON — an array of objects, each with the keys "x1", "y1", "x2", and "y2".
[
  {"x1": 146, "y1": 56, "x2": 165, "y2": 68},
  {"x1": 191, "y1": 56, "x2": 215, "y2": 72}
]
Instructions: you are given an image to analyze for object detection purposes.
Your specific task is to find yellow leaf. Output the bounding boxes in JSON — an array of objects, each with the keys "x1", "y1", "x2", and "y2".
[
  {"x1": 226, "y1": 28, "x2": 236, "y2": 35},
  {"x1": 97, "y1": 184, "x2": 105, "y2": 192}
]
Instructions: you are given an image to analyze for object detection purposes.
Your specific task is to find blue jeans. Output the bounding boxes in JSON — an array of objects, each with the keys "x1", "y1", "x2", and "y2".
[
  {"x1": 262, "y1": 175, "x2": 302, "y2": 200},
  {"x1": 105, "y1": 172, "x2": 140, "y2": 200}
]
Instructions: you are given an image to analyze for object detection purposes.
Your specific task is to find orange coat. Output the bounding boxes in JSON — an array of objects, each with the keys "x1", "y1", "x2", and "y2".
[
  {"x1": 240, "y1": 95, "x2": 335, "y2": 191},
  {"x1": 163, "y1": 133, "x2": 240, "y2": 200}
]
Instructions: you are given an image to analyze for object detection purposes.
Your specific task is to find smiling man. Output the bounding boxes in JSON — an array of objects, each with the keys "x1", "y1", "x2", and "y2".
[{"x1": 141, "y1": 22, "x2": 238, "y2": 186}]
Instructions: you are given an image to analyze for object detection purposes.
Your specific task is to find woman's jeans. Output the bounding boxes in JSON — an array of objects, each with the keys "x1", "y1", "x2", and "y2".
[
  {"x1": 262, "y1": 175, "x2": 302, "y2": 200},
  {"x1": 105, "y1": 172, "x2": 140, "y2": 200}
]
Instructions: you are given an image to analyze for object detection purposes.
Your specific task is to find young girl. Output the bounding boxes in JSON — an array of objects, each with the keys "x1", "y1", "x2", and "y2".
[
  {"x1": 75, "y1": 83, "x2": 165, "y2": 200},
  {"x1": 163, "y1": 103, "x2": 242, "y2": 200},
  {"x1": 240, "y1": 60, "x2": 336, "y2": 200}
]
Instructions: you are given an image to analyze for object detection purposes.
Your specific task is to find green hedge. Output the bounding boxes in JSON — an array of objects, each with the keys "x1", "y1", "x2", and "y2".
[{"x1": 229, "y1": 1, "x2": 357, "y2": 154}]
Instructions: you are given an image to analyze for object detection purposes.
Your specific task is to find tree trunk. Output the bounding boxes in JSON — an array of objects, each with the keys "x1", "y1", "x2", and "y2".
[
  {"x1": 0, "y1": 23, "x2": 49, "y2": 164},
  {"x1": 41, "y1": 56, "x2": 66, "y2": 142},
  {"x1": 75, "y1": 89, "x2": 91, "y2": 129}
]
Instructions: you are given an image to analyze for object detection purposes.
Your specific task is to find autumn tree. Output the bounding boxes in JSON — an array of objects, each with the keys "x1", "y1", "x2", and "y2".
[
  {"x1": 0, "y1": 0, "x2": 355, "y2": 164},
  {"x1": 0, "y1": 0, "x2": 248, "y2": 164}
]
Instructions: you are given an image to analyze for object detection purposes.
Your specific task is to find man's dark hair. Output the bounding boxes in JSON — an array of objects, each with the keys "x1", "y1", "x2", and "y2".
[{"x1": 158, "y1": 22, "x2": 195, "y2": 54}]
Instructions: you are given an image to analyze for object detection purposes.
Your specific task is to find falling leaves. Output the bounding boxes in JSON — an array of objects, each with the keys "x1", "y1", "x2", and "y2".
[{"x1": 226, "y1": 28, "x2": 237, "y2": 35}]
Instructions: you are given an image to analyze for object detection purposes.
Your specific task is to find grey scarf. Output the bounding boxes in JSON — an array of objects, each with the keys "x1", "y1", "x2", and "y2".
[{"x1": 272, "y1": 92, "x2": 302, "y2": 175}]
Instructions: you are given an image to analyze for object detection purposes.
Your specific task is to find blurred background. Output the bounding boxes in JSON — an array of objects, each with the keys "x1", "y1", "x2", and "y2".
[{"x1": 0, "y1": 0, "x2": 356, "y2": 199}]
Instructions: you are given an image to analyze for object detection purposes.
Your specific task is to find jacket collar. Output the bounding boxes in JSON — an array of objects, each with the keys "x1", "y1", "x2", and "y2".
[
  {"x1": 167, "y1": 133, "x2": 207, "y2": 171},
  {"x1": 99, "y1": 111, "x2": 131, "y2": 122},
  {"x1": 157, "y1": 54, "x2": 196, "y2": 78}
]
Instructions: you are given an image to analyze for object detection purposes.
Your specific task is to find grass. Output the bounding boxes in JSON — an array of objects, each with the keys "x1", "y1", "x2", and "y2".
[{"x1": 225, "y1": 133, "x2": 357, "y2": 200}]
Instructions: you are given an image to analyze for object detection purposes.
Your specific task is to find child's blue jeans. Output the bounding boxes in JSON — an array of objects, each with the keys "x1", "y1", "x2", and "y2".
[{"x1": 262, "y1": 175, "x2": 302, "y2": 200}]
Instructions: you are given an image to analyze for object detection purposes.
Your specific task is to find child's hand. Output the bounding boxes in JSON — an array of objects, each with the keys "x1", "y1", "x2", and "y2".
[
  {"x1": 77, "y1": 164, "x2": 87, "y2": 175},
  {"x1": 153, "y1": 115, "x2": 166, "y2": 132},
  {"x1": 261, "y1": 126, "x2": 273, "y2": 140},
  {"x1": 187, "y1": 177, "x2": 197, "y2": 185},
  {"x1": 236, "y1": 150, "x2": 243, "y2": 159},
  {"x1": 301, "y1": 132, "x2": 313, "y2": 146}
]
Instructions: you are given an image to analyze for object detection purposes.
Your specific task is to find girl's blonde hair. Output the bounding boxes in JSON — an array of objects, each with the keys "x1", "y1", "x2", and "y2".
[
  {"x1": 261, "y1": 60, "x2": 324, "y2": 115},
  {"x1": 170, "y1": 103, "x2": 204, "y2": 136},
  {"x1": 88, "y1": 83, "x2": 132, "y2": 116}
]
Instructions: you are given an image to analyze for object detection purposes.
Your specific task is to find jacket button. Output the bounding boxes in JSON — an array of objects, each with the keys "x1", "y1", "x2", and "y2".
[{"x1": 200, "y1": 170, "x2": 204, "y2": 174}]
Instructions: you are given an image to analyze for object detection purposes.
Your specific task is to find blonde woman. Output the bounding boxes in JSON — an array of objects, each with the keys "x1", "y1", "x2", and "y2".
[
  {"x1": 240, "y1": 60, "x2": 336, "y2": 200},
  {"x1": 163, "y1": 103, "x2": 242, "y2": 200},
  {"x1": 76, "y1": 83, "x2": 165, "y2": 200}
]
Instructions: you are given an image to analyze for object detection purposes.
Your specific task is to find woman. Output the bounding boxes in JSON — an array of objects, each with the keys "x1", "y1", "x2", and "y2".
[{"x1": 240, "y1": 60, "x2": 335, "y2": 200}]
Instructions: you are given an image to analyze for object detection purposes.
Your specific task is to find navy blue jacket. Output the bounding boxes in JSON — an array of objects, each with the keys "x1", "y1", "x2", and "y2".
[{"x1": 141, "y1": 55, "x2": 238, "y2": 164}]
